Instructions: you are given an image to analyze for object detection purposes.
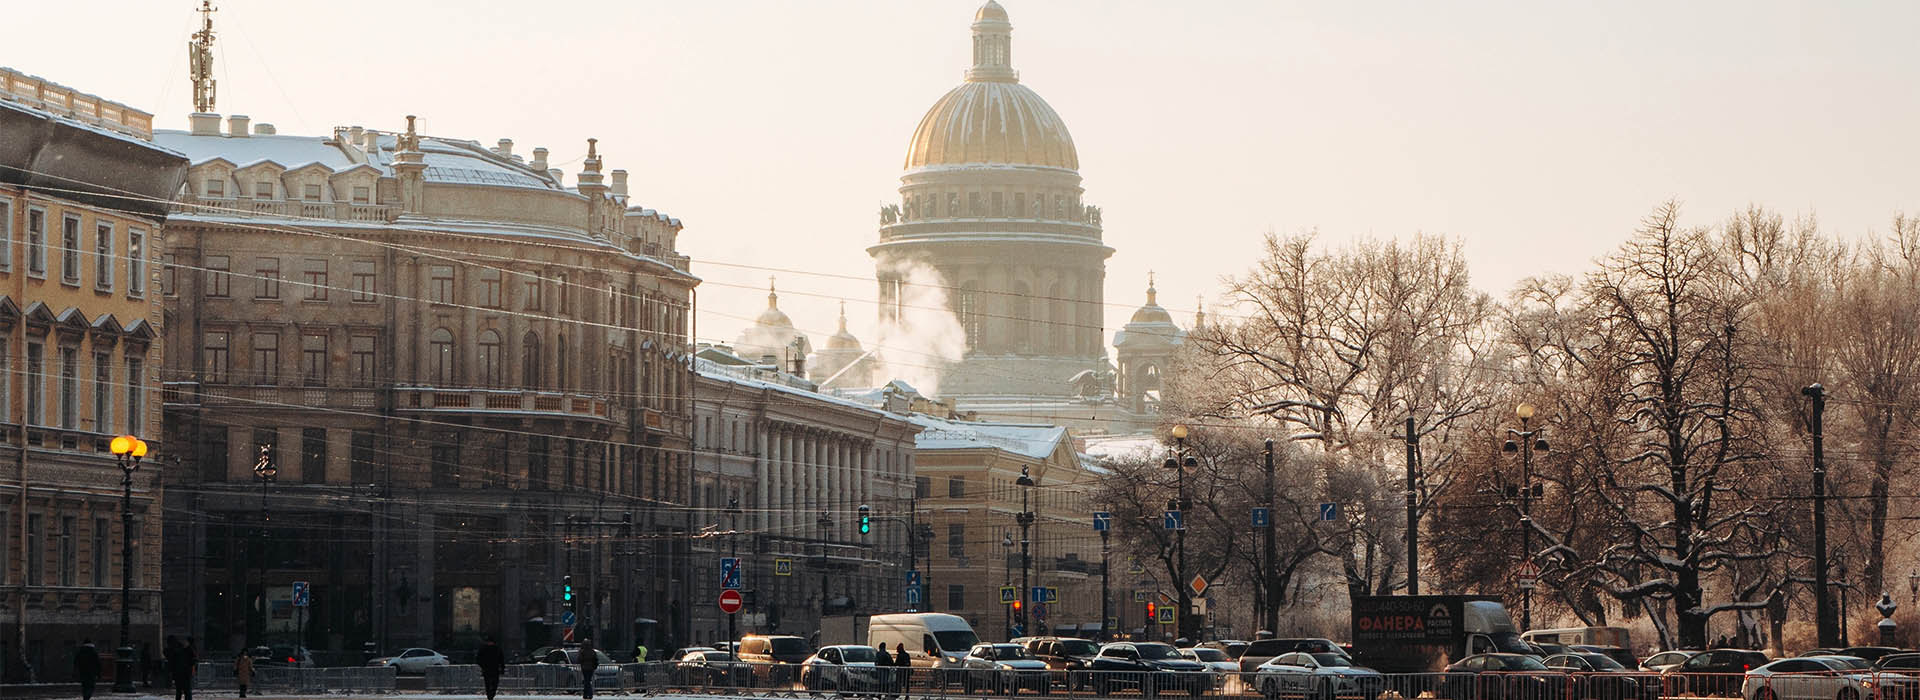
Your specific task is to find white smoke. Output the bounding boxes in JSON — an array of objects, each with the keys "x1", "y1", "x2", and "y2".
[{"x1": 874, "y1": 259, "x2": 965, "y2": 398}]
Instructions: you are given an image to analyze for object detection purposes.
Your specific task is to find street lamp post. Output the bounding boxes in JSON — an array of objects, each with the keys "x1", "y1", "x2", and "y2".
[
  {"x1": 1002, "y1": 531, "x2": 1014, "y2": 638},
  {"x1": 724, "y1": 497, "x2": 742, "y2": 660},
  {"x1": 1805, "y1": 383, "x2": 1838, "y2": 648},
  {"x1": 1502, "y1": 404, "x2": 1548, "y2": 632},
  {"x1": 817, "y1": 512, "x2": 834, "y2": 619},
  {"x1": 109, "y1": 435, "x2": 149, "y2": 693},
  {"x1": 252, "y1": 443, "x2": 277, "y2": 643},
  {"x1": 1164, "y1": 425, "x2": 1198, "y2": 642},
  {"x1": 1016, "y1": 467, "x2": 1036, "y2": 636}
]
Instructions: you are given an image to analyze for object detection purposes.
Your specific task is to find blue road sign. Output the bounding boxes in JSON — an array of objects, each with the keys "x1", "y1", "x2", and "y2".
[
  {"x1": 1000, "y1": 586, "x2": 1018, "y2": 604},
  {"x1": 291, "y1": 581, "x2": 310, "y2": 607},
  {"x1": 720, "y1": 557, "x2": 742, "y2": 590},
  {"x1": 1252, "y1": 507, "x2": 1271, "y2": 528},
  {"x1": 1319, "y1": 503, "x2": 1339, "y2": 521},
  {"x1": 561, "y1": 610, "x2": 577, "y2": 626},
  {"x1": 1163, "y1": 510, "x2": 1184, "y2": 531},
  {"x1": 1045, "y1": 587, "x2": 1059, "y2": 603},
  {"x1": 774, "y1": 558, "x2": 793, "y2": 576},
  {"x1": 1093, "y1": 512, "x2": 1112, "y2": 532},
  {"x1": 905, "y1": 586, "x2": 922, "y2": 605},
  {"x1": 1031, "y1": 586, "x2": 1048, "y2": 603},
  {"x1": 907, "y1": 570, "x2": 922, "y2": 587}
]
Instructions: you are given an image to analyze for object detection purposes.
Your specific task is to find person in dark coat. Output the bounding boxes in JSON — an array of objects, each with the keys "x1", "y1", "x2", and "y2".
[
  {"x1": 893, "y1": 644, "x2": 912, "y2": 697},
  {"x1": 578, "y1": 637, "x2": 599, "y2": 699},
  {"x1": 73, "y1": 640, "x2": 101, "y2": 700},
  {"x1": 164, "y1": 636, "x2": 196, "y2": 700},
  {"x1": 476, "y1": 636, "x2": 506, "y2": 700}
]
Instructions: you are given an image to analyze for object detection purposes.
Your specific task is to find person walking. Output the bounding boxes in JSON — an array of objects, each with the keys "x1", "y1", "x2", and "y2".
[
  {"x1": 164, "y1": 636, "x2": 197, "y2": 700},
  {"x1": 476, "y1": 636, "x2": 506, "y2": 700},
  {"x1": 893, "y1": 643, "x2": 912, "y2": 699},
  {"x1": 232, "y1": 649, "x2": 254, "y2": 699},
  {"x1": 73, "y1": 639, "x2": 101, "y2": 700},
  {"x1": 578, "y1": 637, "x2": 599, "y2": 700}
]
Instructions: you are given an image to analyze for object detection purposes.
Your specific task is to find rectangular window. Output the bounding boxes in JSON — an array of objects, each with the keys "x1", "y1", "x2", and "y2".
[
  {"x1": 254, "y1": 180, "x2": 274, "y2": 199},
  {"x1": 61, "y1": 213, "x2": 82, "y2": 284},
  {"x1": 557, "y1": 273, "x2": 570, "y2": 315},
  {"x1": 527, "y1": 435, "x2": 549, "y2": 490},
  {"x1": 350, "y1": 186, "x2": 371, "y2": 205},
  {"x1": 350, "y1": 430, "x2": 377, "y2": 484},
  {"x1": 203, "y1": 178, "x2": 225, "y2": 198},
  {"x1": 479, "y1": 268, "x2": 502, "y2": 308},
  {"x1": 93, "y1": 352, "x2": 111, "y2": 434},
  {"x1": 0, "y1": 340, "x2": 10, "y2": 422},
  {"x1": 163, "y1": 253, "x2": 177, "y2": 296},
  {"x1": 947, "y1": 523, "x2": 966, "y2": 557},
  {"x1": 302, "y1": 259, "x2": 327, "y2": 301},
  {"x1": 26, "y1": 514, "x2": 45, "y2": 584},
  {"x1": 251, "y1": 332, "x2": 279, "y2": 384},
  {"x1": 302, "y1": 183, "x2": 322, "y2": 201},
  {"x1": 1014, "y1": 192, "x2": 1026, "y2": 218},
  {"x1": 125, "y1": 356, "x2": 144, "y2": 435},
  {"x1": 254, "y1": 257, "x2": 280, "y2": 299},
  {"x1": 991, "y1": 191, "x2": 1003, "y2": 217},
  {"x1": 429, "y1": 265, "x2": 455, "y2": 304},
  {"x1": 127, "y1": 228, "x2": 146, "y2": 297},
  {"x1": 203, "y1": 331, "x2": 229, "y2": 383},
  {"x1": 27, "y1": 206, "x2": 46, "y2": 275},
  {"x1": 916, "y1": 476, "x2": 930, "y2": 499},
  {"x1": 351, "y1": 260, "x2": 376, "y2": 302},
  {"x1": 202, "y1": 429, "x2": 228, "y2": 483},
  {"x1": 26, "y1": 342, "x2": 43, "y2": 425},
  {"x1": 301, "y1": 427, "x2": 326, "y2": 484},
  {"x1": 948, "y1": 476, "x2": 965, "y2": 499},
  {"x1": 948, "y1": 584, "x2": 966, "y2": 611},
  {"x1": 350, "y1": 334, "x2": 376, "y2": 386},
  {"x1": 91, "y1": 517, "x2": 108, "y2": 587},
  {"x1": 431, "y1": 442, "x2": 460, "y2": 488},
  {"x1": 205, "y1": 255, "x2": 230, "y2": 298},
  {"x1": 59, "y1": 516, "x2": 76, "y2": 586},
  {"x1": 59, "y1": 347, "x2": 77, "y2": 429},
  {"x1": 301, "y1": 333, "x2": 327, "y2": 386},
  {"x1": 94, "y1": 220, "x2": 114, "y2": 289},
  {"x1": 525, "y1": 272, "x2": 543, "y2": 310},
  {"x1": 0, "y1": 198, "x2": 11, "y2": 270}
]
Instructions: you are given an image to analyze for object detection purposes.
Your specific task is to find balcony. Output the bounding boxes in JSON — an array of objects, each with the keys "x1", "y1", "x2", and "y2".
[
  {"x1": 397, "y1": 387, "x2": 613, "y2": 423},
  {"x1": 172, "y1": 194, "x2": 401, "y2": 223}
]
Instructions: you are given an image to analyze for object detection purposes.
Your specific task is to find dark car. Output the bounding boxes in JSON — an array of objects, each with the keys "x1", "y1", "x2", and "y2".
[
  {"x1": 1528, "y1": 642, "x2": 1571, "y2": 657},
  {"x1": 1200, "y1": 640, "x2": 1250, "y2": 660},
  {"x1": 1839, "y1": 647, "x2": 1904, "y2": 663},
  {"x1": 1240, "y1": 639, "x2": 1350, "y2": 677},
  {"x1": 1665, "y1": 648, "x2": 1770, "y2": 697},
  {"x1": 1020, "y1": 637, "x2": 1102, "y2": 690},
  {"x1": 1640, "y1": 650, "x2": 1700, "y2": 673},
  {"x1": 738, "y1": 634, "x2": 812, "y2": 686},
  {"x1": 1089, "y1": 642, "x2": 1211, "y2": 697},
  {"x1": 1442, "y1": 654, "x2": 1569, "y2": 700},
  {"x1": 1543, "y1": 652, "x2": 1657, "y2": 700},
  {"x1": 1570, "y1": 646, "x2": 1640, "y2": 671},
  {"x1": 1874, "y1": 654, "x2": 1920, "y2": 700},
  {"x1": 672, "y1": 650, "x2": 752, "y2": 687}
]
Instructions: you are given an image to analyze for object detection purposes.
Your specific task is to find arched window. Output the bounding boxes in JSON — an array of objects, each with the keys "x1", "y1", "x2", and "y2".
[
  {"x1": 477, "y1": 330, "x2": 502, "y2": 388},
  {"x1": 521, "y1": 332, "x2": 541, "y2": 389},
  {"x1": 428, "y1": 328, "x2": 455, "y2": 385},
  {"x1": 958, "y1": 282, "x2": 980, "y2": 352}
]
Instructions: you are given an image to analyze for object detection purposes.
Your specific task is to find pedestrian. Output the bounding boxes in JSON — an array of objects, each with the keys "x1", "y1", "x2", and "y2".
[
  {"x1": 74, "y1": 639, "x2": 101, "y2": 700},
  {"x1": 893, "y1": 643, "x2": 911, "y2": 698},
  {"x1": 633, "y1": 642, "x2": 648, "y2": 664},
  {"x1": 232, "y1": 648, "x2": 254, "y2": 698},
  {"x1": 579, "y1": 637, "x2": 599, "y2": 700},
  {"x1": 477, "y1": 635, "x2": 506, "y2": 700},
  {"x1": 165, "y1": 636, "x2": 197, "y2": 700}
]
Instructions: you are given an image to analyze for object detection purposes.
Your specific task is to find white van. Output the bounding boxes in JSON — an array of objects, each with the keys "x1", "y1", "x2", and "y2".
[
  {"x1": 868, "y1": 613, "x2": 981, "y2": 672},
  {"x1": 1522, "y1": 626, "x2": 1631, "y2": 650}
]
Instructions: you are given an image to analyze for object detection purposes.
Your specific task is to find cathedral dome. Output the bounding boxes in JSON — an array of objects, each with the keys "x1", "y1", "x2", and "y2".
[
  {"x1": 826, "y1": 303, "x2": 862, "y2": 351},
  {"x1": 903, "y1": 1, "x2": 1079, "y2": 171}
]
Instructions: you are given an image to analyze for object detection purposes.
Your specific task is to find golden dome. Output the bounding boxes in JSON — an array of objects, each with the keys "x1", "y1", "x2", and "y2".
[
  {"x1": 905, "y1": 82, "x2": 1078, "y2": 170},
  {"x1": 975, "y1": 0, "x2": 1009, "y2": 22}
]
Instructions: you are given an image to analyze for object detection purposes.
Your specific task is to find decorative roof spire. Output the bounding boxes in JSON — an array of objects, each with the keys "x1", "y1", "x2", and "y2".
[
  {"x1": 836, "y1": 301, "x2": 849, "y2": 332},
  {"x1": 188, "y1": 0, "x2": 219, "y2": 113},
  {"x1": 767, "y1": 277, "x2": 779, "y2": 308},
  {"x1": 966, "y1": 1, "x2": 1018, "y2": 83},
  {"x1": 1195, "y1": 295, "x2": 1206, "y2": 328},
  {"x1": 1146, "y1": 271, "x2": 1157, "y2": 306}
]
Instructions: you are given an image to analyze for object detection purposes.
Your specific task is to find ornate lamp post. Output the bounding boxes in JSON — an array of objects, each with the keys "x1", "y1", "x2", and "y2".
[
  {"x1": 1016, "y1": 467, "x2": 1036, "y2": 635},
  {"x1": 109, "y1": 435, "x2": 148, "y2": 693},
  {"x1": 724, "y1": 497, "x2": 742, "y2": 658},
  {"x1": 253, "y1": 443, "x2": 277, "y2": 641},
  {"x1": 1163, "y1": 424, "x2": 1197, "y2": 642},
  {"x1": 1002, "y1": 531, "x2": 1014, "y2": 638},
  {"x1": 1502, "y1": 403, "x2": 1548, "y2": 631}
]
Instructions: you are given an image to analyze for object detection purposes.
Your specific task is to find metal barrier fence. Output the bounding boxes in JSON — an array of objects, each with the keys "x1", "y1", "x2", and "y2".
[{"x1": 191, "y1": 661, "x2": 399, "y2": 693}]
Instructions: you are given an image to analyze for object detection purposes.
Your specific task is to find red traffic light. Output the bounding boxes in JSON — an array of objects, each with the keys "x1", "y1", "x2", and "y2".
[{"x1": 1013, "y1": 600, "x2": 1023, "y2": 611}]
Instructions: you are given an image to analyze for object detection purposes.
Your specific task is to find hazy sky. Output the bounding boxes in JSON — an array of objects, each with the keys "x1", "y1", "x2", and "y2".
[{"x1": 13, "y1": 1, "x2": 1919, "y2": 352}]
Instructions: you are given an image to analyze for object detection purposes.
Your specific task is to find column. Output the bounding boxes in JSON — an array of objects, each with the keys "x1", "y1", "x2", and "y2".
[
  {"x1": 757, "y1": 426, "x2": 771, "y2": 533},
  {"x1": 780, "y1": 429, "x2": 796, "y2": 534}
]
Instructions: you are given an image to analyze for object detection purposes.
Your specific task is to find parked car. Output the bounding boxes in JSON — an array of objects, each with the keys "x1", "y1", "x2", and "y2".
[
  {"x1": 1873, "y1": 654, "x2": 1920, "y2": 700},
  {"x1": 367, "y1": 647, "x2": 448, "y2": 674},
  {"x1": 1253, "y1": 651, "x2": 1385, "y2": 700},
  {"x1": 1569, "y1": 646, "x2": 1640, "y2": 671},
  {"x1": 1200, "y1": 640, "x2": 1250, "y2": 660},
  {"x1": 1019, "y1": 637, "x2": 1101, "y2": 690},
  {"x1": 253, "y1": 645, "x2": 317, "y2": 668},
  {"x1": 1876, "y1": 653, "x2": 1920, "y2": 671},
  {"x1": 1839, "y1": 647, "x2": 1905, "y2": 663},
  {"x1": 960, "y1": 643, "x2": 1052, "y2": 694},
  {"x1": 1441, "y1": 653, "x2": 1570, "y2": 700},
  {"x1": 1641, "y1": 650, "x2": 1700, "y2": 673},
  {"x1": 1181, "y1": 647, "x2": 1242, "y2": 689},
  {"x1": 1542, "y1": 652, "x2": 1656, "y2": 700},
  {"x1": 1529, "y1": 642, "x2": 1572, "y2": 657},
  {"x1": 799, "y1": 645, "x2": 891, "y2": 694},
  {"x1": 1240, "y1": 639, "x2": 1350, "y2": 677},
  {"x1": 738, "y1": 634, "x2": 813, "y2": 686},
  {"x1": 672, "y1": 649, "x2": 752, "y2": 687},
  {"x1": 1088, "y1": 642, "x2": 1210, "y2": 697},
  {"x1": 1741, "y1": 657, "x2": 1877, "y2": 700},
  {"x1": 537, "y1": 647, "x2": 621, "y2": 687},
  {"x1": 1667, "y1": 648, "x2": 1771, "y2": 697}
]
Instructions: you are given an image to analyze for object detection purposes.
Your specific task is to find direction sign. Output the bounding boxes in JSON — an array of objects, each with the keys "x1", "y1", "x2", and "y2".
[
  {"x1": 774, "y1": 558, "x2": 793, "y2": 576},
  {"x1": 1318, "y1": 503, "x2": 1339, "y2": 521},
  {"x1": 1000, "y1": 586, "x2": 1018, "y2": 604},
  {"x1": 718, "y1": 589, "x2": 744, "y2": 614},
  {"x1": 1031, "y1": 586, "x2": 1048, "y2": 603},
  {"x1": 560, "y1": 610, "x2": 577, "y2": 626},
  {"x1": 1251, "y1": 507, "x2": 1270, "y2": 529},
  {"x1": 905, "y1": 586, "x2": 923, "y2": 606},
  {"x1": 291, "y1": 581, "x2": 310, "y2": 607},
  {"x1": 720, "y1": 557, "x2": 742, "y2": 590},
  {"x1": 906, "y1": 570, "x2": 922, "y2": 587},
  {"x1": 1163, "y1": 510, "x2": 1184, "y2": 531},
  {"x1": 1093, "y1": 512, "x2": 1112, "y2": 532},
  {"x1": 1189, "y1": 574, "x2": 1209, "y2": 597}
]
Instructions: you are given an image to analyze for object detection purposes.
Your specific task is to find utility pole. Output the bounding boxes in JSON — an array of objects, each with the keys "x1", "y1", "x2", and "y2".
[
  {"x1": 1099, "y1": 526, "x2": 1111, "y2": 642},
  {"x1": 1405, "y1": 417, "x2": 1419, "y2": 595},
  {"x1": 1806, "y1": 383, "x2": 1837, "y2": 648},
  {"x1": 1262, "y1": 438, "x2": 1279, "y2": 633}
]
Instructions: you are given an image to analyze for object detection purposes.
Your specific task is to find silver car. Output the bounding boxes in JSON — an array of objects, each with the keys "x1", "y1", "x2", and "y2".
[
  {"x1": 1255, "y1": 652, "x2": 1384, "y2": 700},
  {"x1": 962, "y1": 643, "x2": 1052, "y2": 694}
]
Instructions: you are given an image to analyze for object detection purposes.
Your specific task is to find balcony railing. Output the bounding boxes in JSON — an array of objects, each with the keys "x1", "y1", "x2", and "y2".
[
  {"x1": 397, "y1": 387, "x2": 612, "y2": 422},
  {"x1": 172, "y1": 194, "x2": 401, "y2": 223}
]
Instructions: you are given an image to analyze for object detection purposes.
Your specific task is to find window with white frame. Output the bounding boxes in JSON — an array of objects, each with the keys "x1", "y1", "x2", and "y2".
[
  {"x1": 127, "y1": 228, "x2": 146, "y2": 297},
  {"x1": 26, "y1": 206, "x2": 46, "y2": 276},
  {"x1": 93, "y1": 351, "x2": 111, "y2": 434},
  {"x1": 0, "y1": 197, "x2": 11, "y2": 270},
  {"x1": 59, "y1": 346, "x2": 78, "y2": 429},
  {"x1": 61, "y1": 213, "x2": 81, "y2": 284},
  {"x1": 94, "y1": 220, "x2": 114, "y2": 290},
  {"x1": 125, "y1": 355, "x2": 144, "y2": 434}
]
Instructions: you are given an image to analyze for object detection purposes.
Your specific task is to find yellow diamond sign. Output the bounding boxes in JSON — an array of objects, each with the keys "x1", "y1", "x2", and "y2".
[{"x1": 1189, "y1": 574, "x2": 1209, "y2": 596}]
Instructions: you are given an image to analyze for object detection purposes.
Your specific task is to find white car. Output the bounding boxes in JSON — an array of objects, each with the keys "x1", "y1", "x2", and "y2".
[
  {"x1": 1255, "y1": 651, "x2": 1386, "y2": 700},
  {"x1": 960, "y1": 643, "x2": 1052, "y2": 694},
  {"x1": 368, "y1": 647, "x2": 450, "y2": 674},
  {"x1": 801, "y1": 645, "x2": 895, "y2": 693},
  {"x1": 1180, "y1": 647, "x2": 1241, "y2": 689},
  {"x1": 1742, "y1": 657, "x2": 1877, "y2": 700}
]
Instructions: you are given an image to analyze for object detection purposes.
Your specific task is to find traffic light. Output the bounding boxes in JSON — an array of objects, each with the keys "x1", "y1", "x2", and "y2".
[
  {"x1": 1013, "y1": 599, "x2": 1023, "y2": 612},
  {"x1": 1146, "y1": 601, "x2": 1157, "y2": 619},
  {"x1": 858, "y1": 505, "x2": 872, "y2": 535},
  {"x1": 562, "y1": 575, "x2": 574, "y2": 608}
]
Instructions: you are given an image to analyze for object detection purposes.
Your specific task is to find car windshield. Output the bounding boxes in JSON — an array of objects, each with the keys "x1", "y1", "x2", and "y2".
[
  {"x1": 1492, "y1": 656, "x2": 1550, "y2": 671},
  {"x1": 990, "y1": 646, "x2": 1029, "y2": 660},
  {"x1": 1189, "y1": 649, "x2": 1227, "y2": 661},
  {"x1": 840, "y1": 647, "x2": 878, "y2": 663},
  {"x1": 1822, "y1": 657, "x2": 1872, "y2": 671},
  {"x1": 1579, "y1": 654, "x2": 1625, "y2": 671},
  {"x1": 771, "y1": 638, "x2": 809, "y2": 656},
  {"x1": 935, "y1": 630, "x2": 981, "y2": 653},
  {"x1": 1879, "y1": 655, "x2": 1920, "y2": 670},
  {"x1": 1058, "y1": 640, "x2": 1099, "y2": 656},
  {"x1": 1312, "y1": 653, "x2": 1352, "y2": 667},
  {"x1": 1138, "y1": 645, "x2": 1180, "y2": 660}
]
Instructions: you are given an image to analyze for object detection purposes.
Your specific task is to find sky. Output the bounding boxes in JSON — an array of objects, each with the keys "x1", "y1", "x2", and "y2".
[{"x1": 11, "y1": 0, "x2": 1919, "y2": 353}]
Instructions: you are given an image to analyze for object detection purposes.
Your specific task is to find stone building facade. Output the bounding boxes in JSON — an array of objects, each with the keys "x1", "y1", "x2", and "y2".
[
  {"x1": 155, "y1": 113, "x2": 698, "y2": 658},
  {"x1": 0, "y1": 67, "x2": 187, "y2": 681}
]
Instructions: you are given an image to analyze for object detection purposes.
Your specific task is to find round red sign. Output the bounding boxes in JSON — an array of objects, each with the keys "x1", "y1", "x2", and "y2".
[{"x1": 718, "y1": 588, "x2": 744, "y2": 614}]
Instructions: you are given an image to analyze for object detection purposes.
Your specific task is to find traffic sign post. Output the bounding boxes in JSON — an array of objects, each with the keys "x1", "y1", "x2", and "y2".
[
  {"x1": 718, "y1": 589, "x2": 744, "y2": 614},
  {"x1": 1163, "y1": 510, "x2": 1184, "y2": 531},
  {"x1": 291, "y1": 581, "x2": 309, "y2": 657},
  {"x1": 1000, "y1": 586, "x2": 1018, "y2": 604},
  {"x1": 906, "y1": 586, "x2": 923, "y2": 606},
  {"x1": 774, "y1": 558, "x2": 793, "y2": 576},
  {"x1": 1515, "y1": 562, "x2": 1538, "y2": 590},
  {"x1": 1252, "y1": 507, "x2": 1270, "y2": 529},
  {"x1": 1093, "y1": 512, "x2": 1112, "y2": 532},
  {"x1": 1319, "y1": 503, "x2": 1340, "y2": 521},
  {"x1": 720, "y1": 557, "x2": 742, "y2": 590}
]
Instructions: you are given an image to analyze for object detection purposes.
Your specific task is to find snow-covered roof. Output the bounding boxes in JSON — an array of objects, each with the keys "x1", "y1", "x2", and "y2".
[
  {"x1": 698, "y1": 361, "x2": 904, "y2": 419},
  {"x1": 1080, "y1": 432, "x2": 1161, "y2": 462},
  {"x1": 909, "y1": 414, "x2": 1067, "y2": 460},
  {"x1": 154, "y1": 131, "x2": 359, "y2": 171}
]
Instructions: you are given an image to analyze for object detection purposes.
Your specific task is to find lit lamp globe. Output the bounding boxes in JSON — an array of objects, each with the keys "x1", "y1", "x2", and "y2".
[
  {"x1": 1171, "y1": 424, "x2": 1189, "y2": 440},
  {"x1": 1515, "y1": 403, "x2": 1535, "y2": 420}
]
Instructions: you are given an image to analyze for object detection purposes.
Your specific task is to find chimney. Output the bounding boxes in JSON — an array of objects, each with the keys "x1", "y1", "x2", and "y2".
[
  {"x1": 189, "y1": 112, "x2": 221, "y2": 136},
  {"x1": 496, "y1": 138, "x2": 513, "y2": 157},
  {"x1": 531, "y1": 147, "x2": 549, "y2": 172},
  {"x1": 253, "y1": 123, "x2": 276, "y2": 135},
  {"x1": 226, "y1": 114, "x2": 251, "y2": 138},
  {"x1": 611, "y1": 169, "x2": 629, "y2": 197},
  {"x1": 349, "y1": 125, "x2": 365, "y2": 144},
  {"x1": 332, "y1": 126, "x2": 351, "y2": 143},
  {"x1": 548, "y1": 168, "x2": 563, "y2": 184},
  {"x1": 363, "y1": 130, "x2": 380, "y2": 152}
]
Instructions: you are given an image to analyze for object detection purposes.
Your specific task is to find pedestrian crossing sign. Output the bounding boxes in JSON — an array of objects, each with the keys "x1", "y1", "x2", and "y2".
[{"x1": 774, "y1": 558, "x2": 793, "y2": 576}]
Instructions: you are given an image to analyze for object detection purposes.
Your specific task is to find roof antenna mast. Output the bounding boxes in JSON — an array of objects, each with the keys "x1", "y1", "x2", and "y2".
[{"x1": 189, "y1": 0, "x2": 218, "y2": 113}]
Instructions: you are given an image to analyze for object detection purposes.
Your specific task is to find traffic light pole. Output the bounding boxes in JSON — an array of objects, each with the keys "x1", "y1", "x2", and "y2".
[{"x1": 566, "y1": 513, "x2": 632, "y2": 645}]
